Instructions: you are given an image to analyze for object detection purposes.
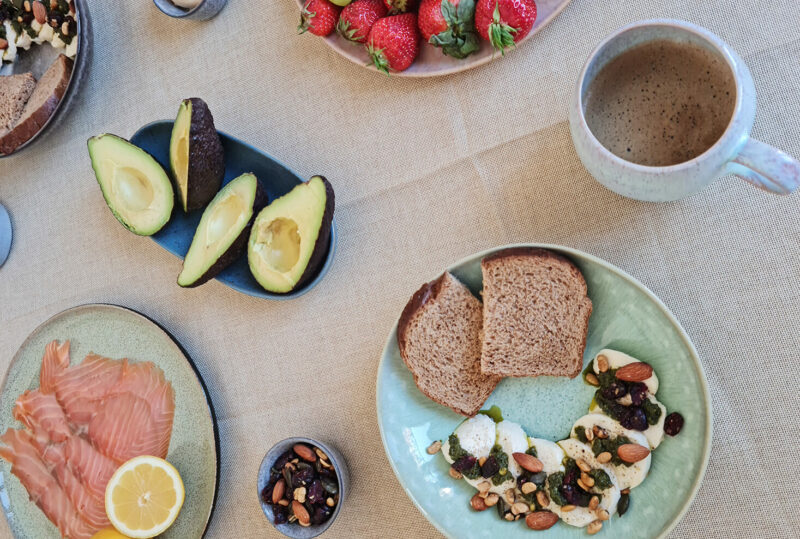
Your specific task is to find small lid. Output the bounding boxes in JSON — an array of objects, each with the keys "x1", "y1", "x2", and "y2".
[{"x1": 0, "y1": 204, "x2": 12, "y2": 267}]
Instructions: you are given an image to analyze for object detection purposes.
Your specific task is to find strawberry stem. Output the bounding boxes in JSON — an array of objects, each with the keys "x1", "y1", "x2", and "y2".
[
  {"x1": 488, "y1": 3, "x2": 516, "y2": 55},
  {"x1": 366, "y1": 43, "x2": 392, "y2": 76}
]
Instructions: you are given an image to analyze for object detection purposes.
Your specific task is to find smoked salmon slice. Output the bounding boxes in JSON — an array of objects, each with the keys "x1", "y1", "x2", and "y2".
[{"x1": 0, "y1": 340, "x2": 176, "y2": 538}]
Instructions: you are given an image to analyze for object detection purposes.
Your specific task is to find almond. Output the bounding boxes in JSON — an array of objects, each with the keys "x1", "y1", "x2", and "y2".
[
  {"x1": 470, "y1": 493, "x2": 488, "y2": 511},
  {"x1": 615, "y1": 361, "x2": 653, "y2": 382},
  {"x1": 525, "y1": 511, "x2": 559, "y2": 530},
  {"x1": 617, "y1": 443, "x2": 651, "y2": 463},
  {"x1": 32, "y1": 1, "x2": 47, "y2": 24},
  {"x1": 291, "y1": 500, "x2": 310, "y2": 526},
  {"x1": 293, "y1": 443, "x2": 317, "y2": 462},
  {"x1": 271, "y1": 478, "x2": 285, "y2": 504},
  {"x1": 512, "y1": 452, "x2": 543, "y2": 473}
]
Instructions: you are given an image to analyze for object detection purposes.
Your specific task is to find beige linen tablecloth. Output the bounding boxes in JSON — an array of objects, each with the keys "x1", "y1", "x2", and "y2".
[{"x1": 1, "y1": 0, "x2": 799, "y2": 537}]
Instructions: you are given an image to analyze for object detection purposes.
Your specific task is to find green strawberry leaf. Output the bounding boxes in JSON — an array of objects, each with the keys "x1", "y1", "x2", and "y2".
[
  {"x1": 336, "y1": 19, "x2": 362, "y2": 43},
  {"x1": 488, "y1": 3, "x2": 517, "y2": 55},
  {"x1": 297, "y1": 7, "x2": 316, "y2": 34},
  {"x1": 366, "y1": 43, "x2": 392, "y2": 76},
  {"x1": 432, "y1": 0, "x2": 479, "y2": 59}
]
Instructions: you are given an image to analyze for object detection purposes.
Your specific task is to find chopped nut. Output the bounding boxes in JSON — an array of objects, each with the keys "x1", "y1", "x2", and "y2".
[
  {"x1": 596, "y1": 451, "x2": 612, "y2": 464},
  {"x1": 561, "y1": 504, "x2": 576, "y2": 512},
  {"x1": 326, "y1": 497, "x2": 335, "y2": 507},
  {"x1": 576, "y1": 459, "x2": 592, "y2": 473},
  {"x1": 597, "y1": 354, "x2": 609, "y2": 373},
  {"x1": 596, "y1": 509, "x2": 610, "y2": 521},
  {"x1": 504, "y1": 488, "x2": 516, "y2": 504},
  {"x1": 23, "y1": 1, "x2": 31, "y2": 12},
  {"x1": 277, "y1": 499, "x2": 289, "y2": 507},
  {"x1": 587, "y1": 520, "x2": 603, "y2": 535},
  {"x1": 290, "y1": 458, "x2": 300, "y2": 465},
  {"x1": 478, "y1": 481, "x2": 492, "y2": 495},
  {"x1": 61, "y1": 21, "x2": 69, "y2": 35},
  {"x1": 426, "y1": 440, "x2": 442, "y2": 455},
  {"x1": 319, "y1": 458, "x2": 333, "y2": 469},
  {"x1": 315, "y1": 448, "x2": 330, "y2": 461},
  {"x1": 521, "y1": 482, "x2": 537, "y2": 495},
  {"x1": 512, "y1": 502, "x2": 530, "y2": 515},
  {"x1": 484, "y1": 493, "x2": 499, "y2": 507},
  {"x1": 514, "y1": 514, "x2": 523, "y2": 521},
  {"x1": 593, "y1": 425, "x2": 609, "y2": 439},
  {"x1": 589, "y1": 496, "x2": 600, "y2": 510},
  {"x1": 586, "y1": 373, "x2": 600, "y2": 386},
  {"x1": 504, "y1": 513, "x2": 515, "y2": 521},
  {"x1": 536, "y1": 490, "x2": 549, "y2": 507},
  {"x1": 293, "y1": 486, "x2": 307, "y2": 503},
  {"x1": 449, "y1": 467, "x2": 463, "y2": 480},
  {"x1": 581, "y1": 472, "x2": 595, "y2": 488},
  {"x1": 478, "y1": 456, "x2": 488, "y2": 467}
]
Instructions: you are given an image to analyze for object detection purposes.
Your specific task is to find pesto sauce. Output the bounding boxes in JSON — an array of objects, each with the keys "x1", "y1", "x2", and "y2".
[
  {"x1": 574, "y1": 425, "x2": 588, "y2": 443},
  {"x1": 643, "y1": 398, "x2": 662, "y2": 425},
  {"x1": 547, "y1": 472, "x2": 567, "y2": 506},
  {"x1": 447, "y1": 434, "x2": 481, "y2": 479},
  {"x1": 589, "y1": 468, "x2": 613, "y2": 490},
  {"x1": 526, "y1": 445, "x2": 538, "y2": 457},
  {"x1": 592, "y1": 435, "x2": 633, "y2": 467},
  {"x1": 489, "y1": 444, "x2": 510, "y2": 486}
]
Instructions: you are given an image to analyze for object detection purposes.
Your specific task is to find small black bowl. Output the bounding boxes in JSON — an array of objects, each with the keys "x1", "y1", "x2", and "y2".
[{"x1": 258, "y1": 438, "x2": 349, "y2": 538}]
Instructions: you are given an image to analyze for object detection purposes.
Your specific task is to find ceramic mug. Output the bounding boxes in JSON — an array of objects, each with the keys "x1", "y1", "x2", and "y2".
[{"x1": 569, "y1": 19, "x2": 800, "y2": 202}]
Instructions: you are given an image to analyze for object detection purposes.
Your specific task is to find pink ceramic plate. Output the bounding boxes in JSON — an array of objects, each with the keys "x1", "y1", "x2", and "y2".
[{"x1": 296, "y1": 0, "x2": 572, "y2": 77}]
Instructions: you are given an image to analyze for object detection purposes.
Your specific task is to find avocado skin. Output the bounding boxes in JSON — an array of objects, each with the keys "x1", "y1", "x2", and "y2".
[
  {"x1": 180, "y1": 180, "x2": 268, "y2": 288},
  {"x1": 184, "y1": 98, "x2": 225, "y2": 212},
  {"x1": 289, "y1": 175, "x2": 335, "y2": 293}
]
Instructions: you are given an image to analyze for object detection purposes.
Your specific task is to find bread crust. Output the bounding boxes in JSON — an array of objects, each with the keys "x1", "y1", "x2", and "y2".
[{"x1": 0, "y1": 55, "x2": 73, "y2": 155}]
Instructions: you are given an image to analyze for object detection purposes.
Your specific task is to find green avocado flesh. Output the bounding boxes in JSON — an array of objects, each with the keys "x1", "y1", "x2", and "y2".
[
  {"x1": 88, "y1": 134, "x2": 174, "y2": 236},
  {"x1": 178, "y1": 173, "x2": 265, "y2": 287},
  {"x1": 169, "y1": 98, "x2": 225, "y2": 212},
  {"x1": 248, "y1": 175, "x2": 334, "y2": 294}
]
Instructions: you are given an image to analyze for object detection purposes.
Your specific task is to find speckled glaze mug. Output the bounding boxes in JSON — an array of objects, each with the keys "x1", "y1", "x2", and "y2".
[{"x1": 569, "y1": 19, "x2": 800, "y2": 201}]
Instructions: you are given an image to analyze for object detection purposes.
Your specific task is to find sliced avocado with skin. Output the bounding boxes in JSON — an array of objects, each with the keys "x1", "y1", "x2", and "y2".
[
  {"x1": 178, "y1": 173, "x2": 267, "y2": 287},
  {"x1": 248, "y1": 176, "x2": 334, "y2": 294},
  {"x1": 88, "y1": 134, "x2": 174, "y2": 236},
  {"x1": 169, "y1": 98, "x2": 225, "y2": 212}
]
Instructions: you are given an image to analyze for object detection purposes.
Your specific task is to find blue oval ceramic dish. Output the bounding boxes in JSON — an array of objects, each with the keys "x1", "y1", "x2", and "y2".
[
  {"x1": 130, "y1": 121, "x2": 336, "y2": 300},
  {"x1": 377, "y1": 244, "x2": 712, "y2": 539}
]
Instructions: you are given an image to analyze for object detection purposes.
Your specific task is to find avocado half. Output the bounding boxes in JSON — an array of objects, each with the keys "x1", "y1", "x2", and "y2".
[
  {"x1": 178, "y1": 173, "x2": 268, "y2": 287},
  {"x1": 169, "y1": 98, "x2": 225, "y2": 212},
  {"x1": 247, "y1": 176, "x2": 334, "y2": 294},
  {"x1": 88, "y1": 134, "x2": 175, "y2": 236}
]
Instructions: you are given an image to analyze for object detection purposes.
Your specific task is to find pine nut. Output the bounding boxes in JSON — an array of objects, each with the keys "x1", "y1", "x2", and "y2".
[
  {"x1": 577, "y1": 459, "x2": 592, "y2": 473},
  {"x1": 596, "y1": 509, "x2": 610, "y2": 521},
  {"x1": 597, "y1": 355, "x2": 609, "y2": 373},
  {"x1": 478, "y1": 456, "x2": 487, "y2": 467},
  {"x1": 485, "y1": 493, "x2": 499, "y2": 507},
  {"x1": 587, "y1": 520, "x2": 603, "y2": 535},
  {"x1": 589, "y1": 496, "x2": 600, "y2": 510},
  {"x1": 581, "y1": 472, "x2": 595, "y2": 488},
  {"x1": 586, "y1": 373, "x2": 600, "y2": 386},
  {"x1": 597, "y1": 452, "x2": 612, "y2": 464},
  {"x1": 577, "y1": 478, "x2": 589, "y2": 491},
  {"x1": 426, "y1": 440, "x2": 442, "y2": 455},
  {"x1": 536, "y1": 490, "x2": 549, "y2": 507},
  {"x1": 478, "y1": 481, "x2": 492, "y2": 494},
  {"x1": 561, "y1": 504, "x2": 576, "y2": 512},
  {"x1": 585, "y1": 428, "x2": 595, "y2": 441},
  {"x1": 512, "y1": 502, "x2": 529, "y2": 515},
  {"x1": 504, "y1": 488, "x2": 516, "y2": 504},
  {"x1": 449, "y1": 467, "x2": 463, "y2": 480},
  {"x1": 326, "y1": 497, "x2": 335, "y2": 507}
]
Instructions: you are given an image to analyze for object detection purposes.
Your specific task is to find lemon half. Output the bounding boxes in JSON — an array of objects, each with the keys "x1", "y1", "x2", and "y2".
[{"x1": 104, "y1": 455, "x2": 185, "y2": 539}]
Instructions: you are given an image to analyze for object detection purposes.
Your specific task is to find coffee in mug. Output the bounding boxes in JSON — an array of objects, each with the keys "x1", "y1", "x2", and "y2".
[{"x1": 584, "y1": 40, "x2": 736, "y2": 167}]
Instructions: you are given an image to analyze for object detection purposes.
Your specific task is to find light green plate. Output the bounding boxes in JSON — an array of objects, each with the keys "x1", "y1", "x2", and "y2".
[
  {"x1": 377, "y1": 244, "x2": 711, "y2": 538},
  {"x1": 0, "y1": 304, "x2": 219, "y2": 538}
]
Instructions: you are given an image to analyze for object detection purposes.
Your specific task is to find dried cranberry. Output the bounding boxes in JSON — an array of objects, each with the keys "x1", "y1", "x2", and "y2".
[
  {"x1": 311, "y1": 505, "x2": 332, "y2": 525},
  {"x1": 664, "y1": 412, "x2": 684, "y2": 436},
  {"x1": 481, "y1": 456, "x2": 500, "y2": 478},
  {"x1": 620, "y1": 407, "x2": 648, "y2": 431},
  {"x1": 628, "y1": 382, "x2": 648, "y2": 406},
  {"x1": 307, "y1": 479, "x2": 324, "y2": 504},
  {"x1": 601, "y1": 381, "x2": 628, "y2": 400},
  {"x1": 273, "y1": 507, "x2": 288, "y2": 524},
  {"x1": 293, "y1": 466, "x2": 315, "y2": 487},
  {"x1": 560, "y1": 484, "x2": 579, "y2": 505},
  {"x1": 563, "y1": 467, "x2": 578, "y2": 486},
  {"x1": 272, "y1": 452, "x2": 292, "y2": 472},
  {"x1": 453, "y1": 455, "x2": 477, "y2": 472}
]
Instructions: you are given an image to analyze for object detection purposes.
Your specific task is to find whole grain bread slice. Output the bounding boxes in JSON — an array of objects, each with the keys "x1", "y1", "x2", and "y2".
[
  {"x1": 0, "y1": 72, "x2": 36, "y2": 137},
  {"x1": 480, "y1": 248, "x2": 592, "y2": 378},
  {"x1": 398, "y1": 272, "x2": 500, "y2": 416},
  {"x1": 0, "y1": 55, "x2": 73, "y2": 155}
]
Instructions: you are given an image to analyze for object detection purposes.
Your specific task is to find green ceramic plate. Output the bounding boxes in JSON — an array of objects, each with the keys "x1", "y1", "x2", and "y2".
[
  {"x1": 0, "y1": 304, "x2": 219, "y2": 538},
  {"x1": 377, "y1": 244, "x2": 711, "y2": 538}
]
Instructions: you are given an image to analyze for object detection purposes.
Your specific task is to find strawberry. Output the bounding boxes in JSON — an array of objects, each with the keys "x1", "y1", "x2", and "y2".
[
  {"x1": 337, "y1": 0, "x2": 388, "y2": 44},
  {"x1": 474, "y1": 0, "x2": 537, "y2": 54},
  {"x1": 384, "y1": 0, "x2": 418, "y2": 13},
  {"x1": 367, "y1": 13, "x2": 420, "y2": 74},
  {"x1": 298, "y1": 0, "x2": 341, "y2": 36},
  {"x1": 418, "y1": 0, "x2": 479, "y2": 59}
]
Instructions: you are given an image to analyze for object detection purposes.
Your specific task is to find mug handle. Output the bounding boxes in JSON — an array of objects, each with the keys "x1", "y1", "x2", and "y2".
[{"x1": 728, "y1": 138, "x2": 800, "y2": 195}]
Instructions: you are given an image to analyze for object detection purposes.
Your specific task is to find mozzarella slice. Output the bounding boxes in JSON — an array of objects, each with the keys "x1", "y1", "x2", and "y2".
[
  {"x1": 589, "y1": 394, "x2": 666, "y2": 449},
  {"x1": 549, "y1": 439, "x2": 621, "y2": 528},
  {"x1": 593, "y1": 349, "x2": 659, "y2": 395},
  {"x1": 570, "y1": 414, "x2": 651, "y2": 490},
  {"x1": 528, "y1": 437, "x2": 565, "y2": 475},
  {"x1": 496, "y1": 420, "x2": 528, "y2": 478}
]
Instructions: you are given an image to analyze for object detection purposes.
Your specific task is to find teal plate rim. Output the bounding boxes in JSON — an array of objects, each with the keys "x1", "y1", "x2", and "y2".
[
  {"x1": 0, "y1": 303, "x2": 220, "y2": 538},
  {"x1": 376, "y1": 243, "x2": 713, "y2": 538}
]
